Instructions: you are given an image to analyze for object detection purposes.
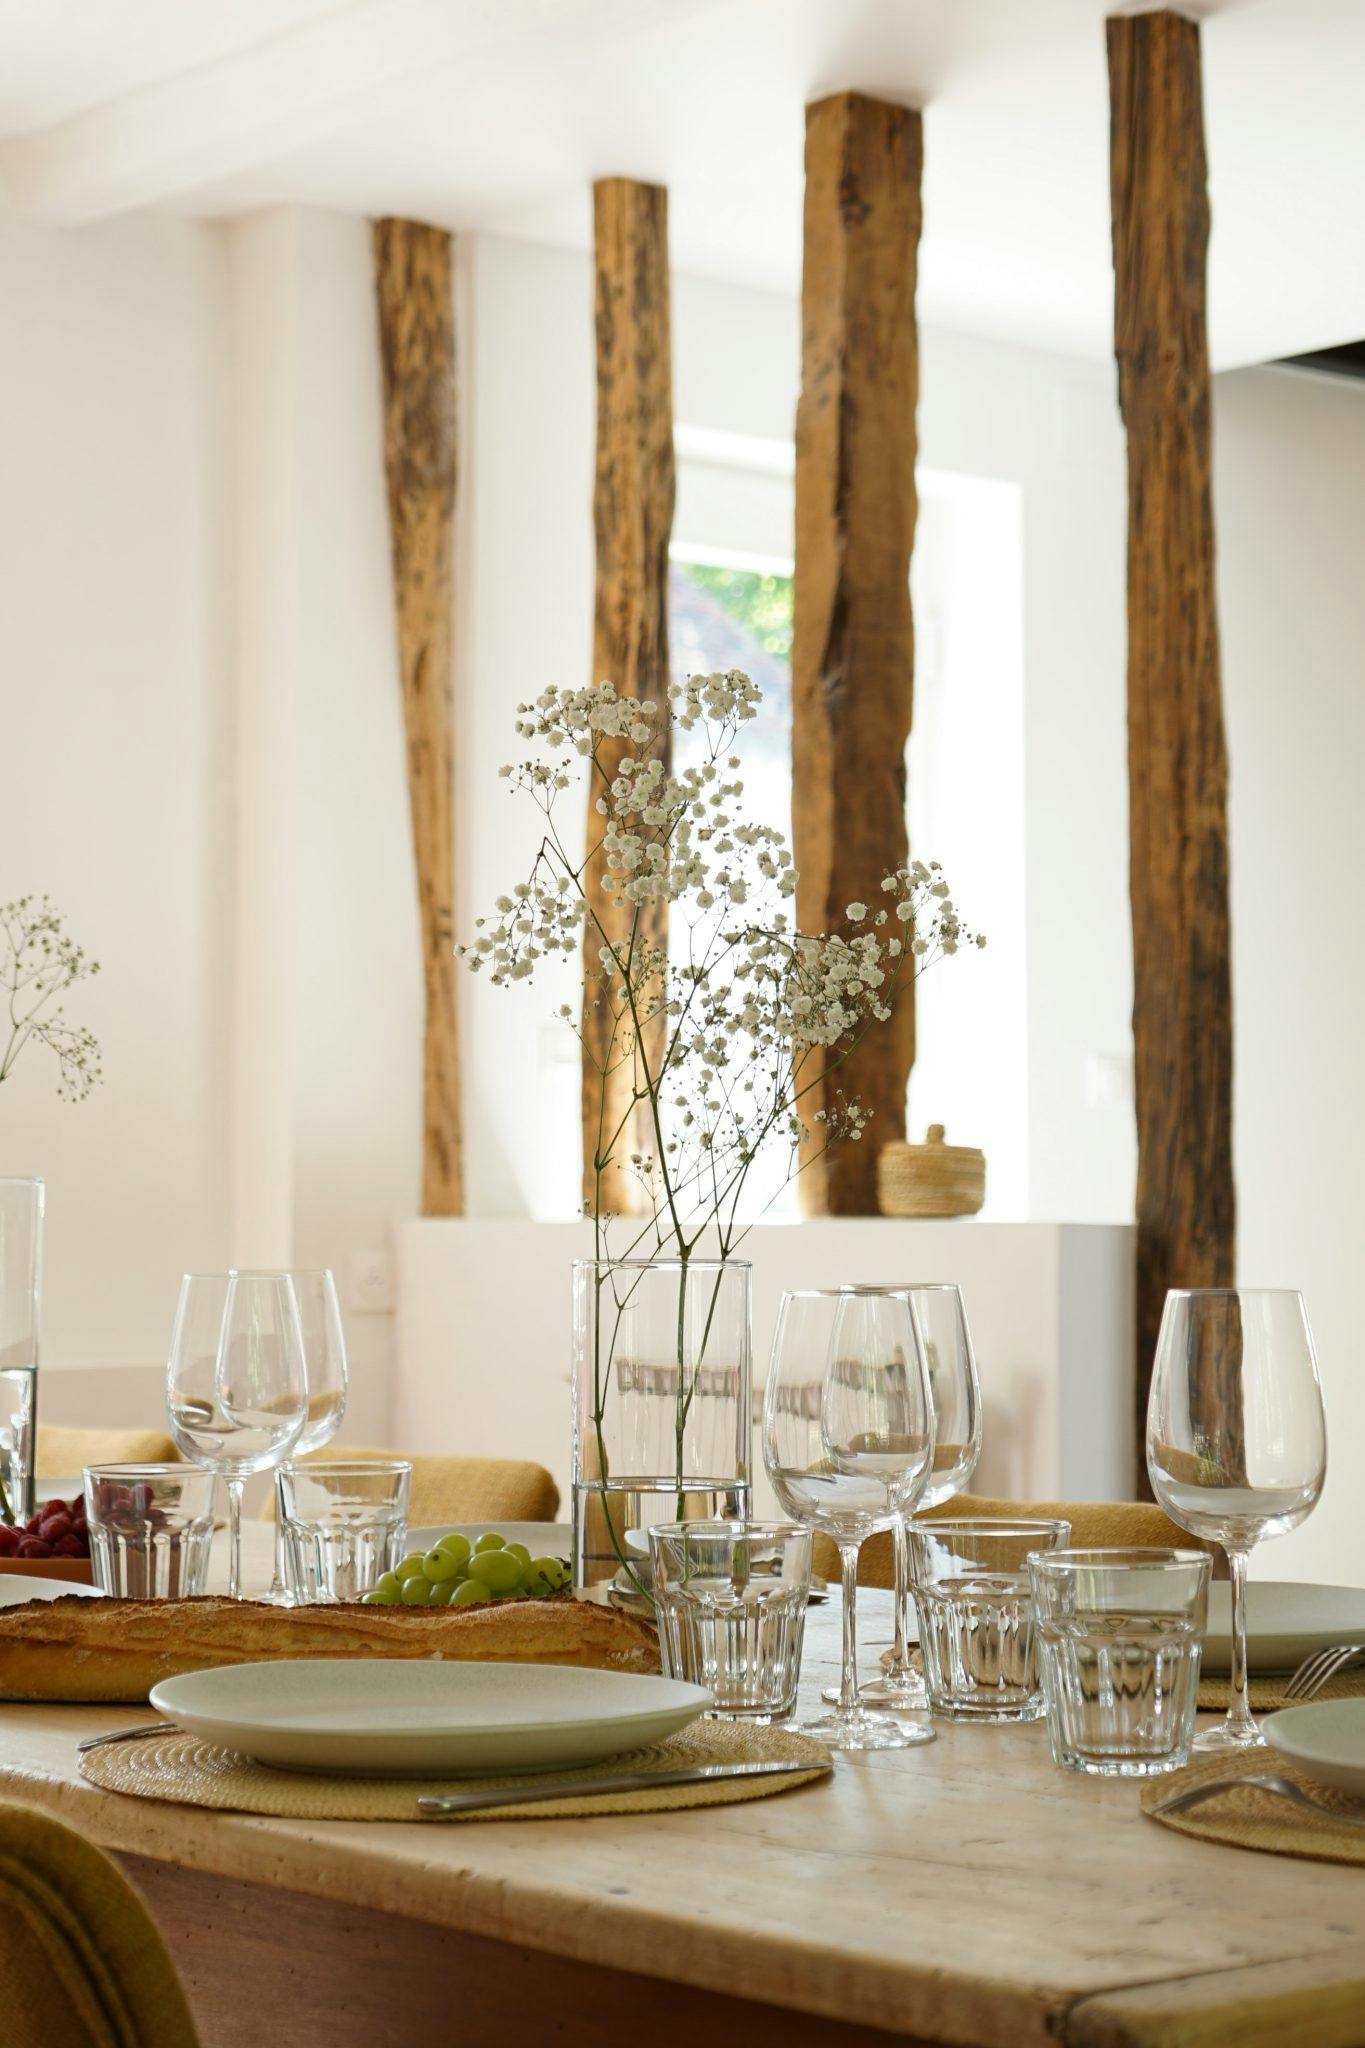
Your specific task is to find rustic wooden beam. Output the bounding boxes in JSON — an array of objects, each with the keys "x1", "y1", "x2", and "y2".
[
  {"x1": 373, "y1": 217, "x2": 462, "y2": 1217},
  {"x1": 792, "y1": 92, "x2": 921, "y2": 1215},
  {"x1": 583, "y1": 177, "x2": 676, "y2": 1216},
  {"x1": 1107, "y1": 11, "x2": 1236, "y2": 1484}
]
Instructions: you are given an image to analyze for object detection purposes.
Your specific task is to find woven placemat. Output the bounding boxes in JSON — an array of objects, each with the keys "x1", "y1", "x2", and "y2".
[
  {"x1": 1141, "y1": 1748, "x2": 1365, "y2": 1866},
  {"x1": 1197, "y1": 1665, "x2": 1365, "y2": 1712},
  {"x1": 78, "y1": 1716, "x2": 832, "y2": 1824}
]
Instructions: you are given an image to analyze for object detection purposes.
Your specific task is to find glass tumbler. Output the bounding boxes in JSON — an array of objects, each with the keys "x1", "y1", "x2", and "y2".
[
  {"x1": 908, "y1": 1517, "x2": 1070, "y2": 1722},
  {"x1": 277, "y1": 1458, "x2": 411, "y2": 1603},
  {"x1": 650, "y1": 1520, "x2": 812, "y2": 1722},
  {"x1": 84, "y1": 1464, "x2": 217, "y2": 1598},
  {"x1": 1030, "y1": 1548, "x2": 1211, "y2": 1777}
]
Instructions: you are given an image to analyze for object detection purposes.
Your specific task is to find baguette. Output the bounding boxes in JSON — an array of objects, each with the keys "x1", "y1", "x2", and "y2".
[{"x1": 0, "y1": 1594, "x2": 660, "y2": 1703}]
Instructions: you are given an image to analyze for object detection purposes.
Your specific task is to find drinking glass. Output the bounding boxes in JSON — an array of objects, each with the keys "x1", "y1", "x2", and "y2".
[
  {"x1": 84, "y1": 1464, "x2": 217, "y2": 1598},
  {"x1": 650, "y1": 1520, "x2": 812, "y2": 1721},
  {"x1": 762, "y1": 1287, "x2": 935, "y2": 1751},
  {"x1": 859, "y1": 1284, "x2": 982, "y2": 1707},
  {"x1": 909, "y1": 1517, "x2": 1070, "y2": 1721},
  {"x1": 1030, "y1": 1548, "x2": 1211, "y2": 1776},
  {"x1": 166, "y1": 1272, "x2": 308, "y2": 1599},
  {"x1": 277, "y1": 1458, "x2": 410, "y2": 1603},
  {"x1": 0, "y1": 1178, "x2": 43, "y2": 1528},
  {"x1": 264, "y1": 1270, "x2": 349, "y2": 1602},
  {"x1": 1147, "y1": 1287, "x2": 1326, "y2": 1752}
]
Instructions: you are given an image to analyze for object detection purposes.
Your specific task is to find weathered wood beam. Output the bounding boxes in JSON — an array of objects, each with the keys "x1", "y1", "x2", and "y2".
[
  {"x1": 1107, "y1": 11, "x2": 1236, "y2": 1483},
  {"x1": 373, "y1": 217, "x2": 462, "y2": 1217},
  {"x1": 582, "y1": 177, "x2": 676, "y2": 1217},
  {"x1": 792, "y1": 91, "x2": 921, "y2": 1215}
]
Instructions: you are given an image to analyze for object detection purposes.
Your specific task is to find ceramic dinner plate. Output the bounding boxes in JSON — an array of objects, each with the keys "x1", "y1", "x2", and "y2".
[
  {"x1": 1266, "y1": 1699, "x2": 1365, "y2": 1799},
  {"x1": 0, "y1": 1573, "x2": 104, "y2": 1606},
  {"x1": 1201, "y1": 1581, "x2": 1365, "y2": 1676},
  {"x1": 149, "y1": 1658, "x2": 710, "y2": 1777},
  {"x1": 406, "y1": 1522, "x2": 572, "y2": 1557}
]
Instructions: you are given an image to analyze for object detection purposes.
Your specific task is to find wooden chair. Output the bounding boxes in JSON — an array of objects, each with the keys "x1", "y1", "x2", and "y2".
[
  {"x1": 814, "y1": 1492, "x2": 1213, "y2": 1588},
  {"x1": 36, "y1": 1427, "x2": 179, "y2": 1480},
  {"x1": 0, "y1": 1798, "x2": 198, "y2": 2048},
  {"x1": 262, "y1": 1447, "x2": 560, "y2": 1528}
]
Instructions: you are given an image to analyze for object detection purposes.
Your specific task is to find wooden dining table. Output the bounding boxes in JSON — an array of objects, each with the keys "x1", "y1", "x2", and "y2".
[{"x1": 1, "y1": 1556, "x2": 1363, "y2": 2048}]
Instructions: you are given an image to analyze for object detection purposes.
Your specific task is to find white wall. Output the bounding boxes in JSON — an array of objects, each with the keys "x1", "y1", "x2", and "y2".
[{"x1": 1216, "y1": 363, "x2": 1365, "y2": 1585}]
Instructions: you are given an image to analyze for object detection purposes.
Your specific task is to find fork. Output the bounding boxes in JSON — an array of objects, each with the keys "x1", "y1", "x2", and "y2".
[
  {"x1": 77, "y1": 1722, "x2": 168, "y2": 1754},
  {"x1": 1282, "y1": 1643, "x2": 1365, "y2": 1701},
  {"x1": 1153, "y1": 1772, "x2": 1365, "y2": 1827}
]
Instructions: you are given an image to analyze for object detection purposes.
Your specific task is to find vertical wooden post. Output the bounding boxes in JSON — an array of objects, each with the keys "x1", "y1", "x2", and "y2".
[
  {"x1": 1107, "y1": 12, "x2": 1236, "y2": 1482},
  {"x1": 792, "y1": 92, "x2": 922, "y2": 1215},
  {"x1": 583, "y1": 177, "x2": 676, "y2": 1216},
  {"x1": 373, "y1": 217, "x2": 463, "y2": 1217}
]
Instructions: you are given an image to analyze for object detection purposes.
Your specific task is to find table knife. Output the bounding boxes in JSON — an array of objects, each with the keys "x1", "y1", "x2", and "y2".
[{"x1": 417, "y1": 1756, "x2": 832, "y2": 1817}]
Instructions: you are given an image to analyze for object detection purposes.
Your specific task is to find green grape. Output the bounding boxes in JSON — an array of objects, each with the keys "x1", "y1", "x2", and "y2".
[
  {"x1": 474, "y1": 1530, "x2": 506, "y2": 1553},
  {"x1": 504, "y1": 1542, "x2": 531, "y2": 1569},
  {"x1": 434, "y1": 1532, "x2": 472, "y2": 1568},
  {"x1": 373, "y1": 1571, "x2": 402, "y2": 1600},
  {"x1": 427, "y1": 1578, "x2": 457, "y2": 1606},
  {"x1": 361, "y1": 1590, "x2": 390, "y2": 1604},
  {"x1": 452, "y1": 1578, "x2": 490, "y2": 1606},
  {"x1": 400, "y1": 1574, "x2": 432, "y2": 1605},
  {"x1": 467, "y1": 1549, "x2": 521, "y2": 1593},
  {"x1": 422, "y1": 1546, "x2": 461, "y2": 1584},
  {"x1": 522, "y1": 1557, "x2": 560, "y2": 1596},
  {"x1": 395, "y1": 1552, "x2": 427, "y2": 1582}
]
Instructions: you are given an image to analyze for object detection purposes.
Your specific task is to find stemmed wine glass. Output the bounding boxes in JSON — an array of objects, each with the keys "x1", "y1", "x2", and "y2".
[
  {"x1": 167, "y1": 1272, "x2": 309, "y2": 1600},
  {"x1": 262, "y1": 1270, "x2": 349, "y2": 1604},
  {"x1": 863, "y1": 1284, "x2": 982, "y2": 1708},
  {"x1": 1147, "y1": 1287, "x2": 1326, "y2": 1752},
  {"x1": 763, "y1": 1287, "x2": 936, "y2": 1751}
]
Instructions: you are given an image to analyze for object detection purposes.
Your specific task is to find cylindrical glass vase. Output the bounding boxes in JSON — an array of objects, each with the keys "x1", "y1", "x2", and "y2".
[
  {"x1": 0, "y1": 1178, "x2": 43, "y2": 1527},
  {"x1": 571, "y1": 1257, "x2": 752, "y2": 1593}
]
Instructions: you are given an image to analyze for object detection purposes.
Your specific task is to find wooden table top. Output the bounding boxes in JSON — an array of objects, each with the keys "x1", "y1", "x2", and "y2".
[{"x1": 1, "y1": 1569, "x2": 1363, "y2": 2047}]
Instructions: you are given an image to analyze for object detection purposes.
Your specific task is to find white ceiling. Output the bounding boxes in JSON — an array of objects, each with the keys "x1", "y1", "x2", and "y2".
[{"x1": 1, "y1": 0, "x2": 1362, "y2": 369}]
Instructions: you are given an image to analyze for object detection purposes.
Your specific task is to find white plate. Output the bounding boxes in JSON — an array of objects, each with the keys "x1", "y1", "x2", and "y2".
[
  {"x1": 1201, "y1": 1582, "x2": 1365, "y2": 1675},
  {"x1": 406, "y1": 1522, "x2": 572, "y2": 1558},
  {"x1": 150, "y1": 1658, "x2": 709, "y2": 1777},
  {"x1": 1266, "y1": 1699, "x2": 1365, "y2": 1799},
  {"x1": 0, "y1": 1574, "x2": 105, "y2": 1606}
]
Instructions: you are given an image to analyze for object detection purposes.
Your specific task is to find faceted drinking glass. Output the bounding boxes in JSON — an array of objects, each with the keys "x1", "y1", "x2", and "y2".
[
  {"x1": 85, "y1": 1463, "x2": 217, "y2": 1598},
  {"x1": 650, "y1": 1519, "x2": 812, "y2": 1721},
  {"x1": 1147, "y1": 1287, "x2": 1326, "y2": 1752},
  {"x1": 1030, "y1": 1548, "x2": 1211, "y2": 1776},
  {"x1": 277, "y1": 1458, "x2": 410, "y2": 1604},
  {"x1": 908, "y1": 1517, "x2": 1070, "y2": 1721}
]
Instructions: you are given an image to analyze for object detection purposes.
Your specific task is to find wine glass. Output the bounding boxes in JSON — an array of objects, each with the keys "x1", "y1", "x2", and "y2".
[
  {"x1": 167, "y1": 1272, "x2": 309, "y2": 1599},
  {"x1": 763, "y1": 1287, "x2": 935, "y2": 1751},
  {"x1": 1147, "y1": 1287, "x2": 1326, "y2": 1752},
  {"x1": 263, "y1": 1270, "x2": 350, "y2": 1604},
  {"x1": 861, "y1": 1284, "x2": 982, "y2": 1708}
]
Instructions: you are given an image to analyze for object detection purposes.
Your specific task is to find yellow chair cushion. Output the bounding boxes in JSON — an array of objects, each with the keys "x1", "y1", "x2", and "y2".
[
  {"x1": 262, "y1": 1446, "x2": 560, "y2": 1529},
  {"x1": 37, "y1": 1428, "x2": 179, "y2": 1480},
  {"x1": 814, "y1": 1491, "x2": 1211, "y2": 1588},
  {"x1": 0, "y1": 1798, "x2": 197, "y2": 2048}
]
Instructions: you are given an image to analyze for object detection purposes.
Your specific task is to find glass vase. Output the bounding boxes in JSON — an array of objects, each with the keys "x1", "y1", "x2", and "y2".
[
  {"x1": 571, "y1": 1257, "x2": 752, "y2": 1593},
  {"x1": 0, "y1": 1178, "x2": 43, "y2": 1526}
]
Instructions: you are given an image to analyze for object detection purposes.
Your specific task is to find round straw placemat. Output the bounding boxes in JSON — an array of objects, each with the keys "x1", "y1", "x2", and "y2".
[
  {"x1": 1141, "y1": 1748, "x2": 1365, "y2": 1866},
  {"x1": 79, "y1": 1716, "x2": 832, "y2": 1823}
]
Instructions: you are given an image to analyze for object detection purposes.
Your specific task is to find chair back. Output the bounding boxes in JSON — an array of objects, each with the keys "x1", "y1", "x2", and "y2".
[
  {"x1": 36, "y1": 1428, "x2": 179, "y2": 1480},
  {"x1": 260, "y1": 1445, "x2": 560, "y2": 1529}
]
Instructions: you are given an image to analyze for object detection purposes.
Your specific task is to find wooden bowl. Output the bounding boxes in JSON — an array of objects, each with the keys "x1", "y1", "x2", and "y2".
[{"x1": 0, "y1": 1556, "x2": 94, "y2": 1585}]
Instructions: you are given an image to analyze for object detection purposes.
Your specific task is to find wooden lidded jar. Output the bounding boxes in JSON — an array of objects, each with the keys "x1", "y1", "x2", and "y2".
[{"x1": 877, "y1": 1125, "x2": 985, "y2": 1219}]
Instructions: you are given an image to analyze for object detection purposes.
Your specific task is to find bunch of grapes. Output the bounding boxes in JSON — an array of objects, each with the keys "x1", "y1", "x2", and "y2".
[
  {"x1": 363, "y1": 1530, "x2": 570, "y2": 1607},
  {"x1": 0, "y1": 1495, "x2": 90, "y2": 1561}
]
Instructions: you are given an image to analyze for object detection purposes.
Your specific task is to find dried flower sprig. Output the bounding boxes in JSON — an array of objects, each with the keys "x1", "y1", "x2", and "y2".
[{"x1": 0, "y1": 897, "x2": 103, "y2": 1103}]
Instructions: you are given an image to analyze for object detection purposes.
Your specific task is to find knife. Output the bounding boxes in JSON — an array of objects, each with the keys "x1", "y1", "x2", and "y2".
[{"x1": 417, "y1": 1755, "x2": 833, "y2": 1817}]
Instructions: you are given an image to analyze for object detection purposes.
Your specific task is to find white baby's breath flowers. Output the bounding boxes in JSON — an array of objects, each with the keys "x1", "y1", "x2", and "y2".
[{"x1": 459, "y1": 669, "x2": 981, "y2": 1257}]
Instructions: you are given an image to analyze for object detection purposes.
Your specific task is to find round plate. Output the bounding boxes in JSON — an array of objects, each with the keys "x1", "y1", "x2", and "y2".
[
  {"x1": 149, "y1": 1658, "x2": 710, "y2": 1777},
  {"x1": 1266, "y1": 1699, "x2": 1365, "y2": 1798},
  {"x1": 1202, "y1": 1582, "x2": 1365, "y2": 1675},
  {"x1": 0, "y1": 1571, "x2": 103, "y2": 1604}
]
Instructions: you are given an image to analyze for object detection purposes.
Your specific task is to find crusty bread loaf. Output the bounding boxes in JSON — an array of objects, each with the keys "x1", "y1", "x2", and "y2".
[{"x1": 0, "y1": 1594, "x2": 659, "y2": 1703}]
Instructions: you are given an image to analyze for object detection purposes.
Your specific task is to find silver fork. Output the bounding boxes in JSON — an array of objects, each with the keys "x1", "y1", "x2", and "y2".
[
  {"x1": 77, "y1": 1722, "x2": 168, "y2": 1754},
  {"x1": 1282, "y1": 1642, "x2": 1365, "y2": 1701},
  {"x1": 1153, "y1": 1772, "x2": 1365, "y2": 1827}
]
